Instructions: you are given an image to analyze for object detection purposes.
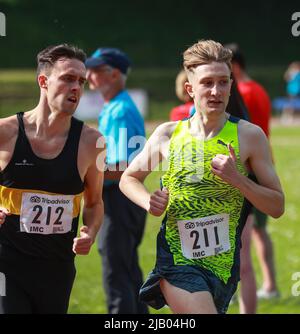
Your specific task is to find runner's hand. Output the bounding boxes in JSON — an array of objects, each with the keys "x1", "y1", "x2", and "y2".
[
  {"x1": 148, "y1": 188, "x2": 169, "y2": 217},
  {"x1": 211, "y1": 144, "x2": 240, "y2": 186},
  {"x1": 0, "y1": 207, "x2": 11, "y2": 226},
  {"x1": 73, "y1": 225, "x2": 93, "y2": 255}
]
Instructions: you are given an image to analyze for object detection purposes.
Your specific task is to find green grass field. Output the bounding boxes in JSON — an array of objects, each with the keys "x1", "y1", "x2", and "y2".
[{"x1": 69, "y1": 124, "x2": 300, "y2": 314}]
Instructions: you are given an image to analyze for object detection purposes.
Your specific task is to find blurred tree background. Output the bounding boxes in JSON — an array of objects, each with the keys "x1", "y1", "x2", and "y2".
[{"x1": 0, "y1": 0, "x2": 299, "y2": 119}]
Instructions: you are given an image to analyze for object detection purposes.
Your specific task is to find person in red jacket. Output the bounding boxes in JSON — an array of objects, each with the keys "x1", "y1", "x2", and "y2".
[{"x1": 170, "y1": 70, "x2": 194, "y2": 121}]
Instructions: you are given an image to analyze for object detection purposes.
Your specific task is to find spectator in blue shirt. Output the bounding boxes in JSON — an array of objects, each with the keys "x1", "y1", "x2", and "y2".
[
  {"x1": 284, "y1": 61, "x2": 300, "y2": 97},
  {"x1": 86, "y1": 47, "x2": 148, "y2": 314}
]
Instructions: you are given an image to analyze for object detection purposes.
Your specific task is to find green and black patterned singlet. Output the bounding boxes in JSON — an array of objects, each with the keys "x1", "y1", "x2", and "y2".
[{"x1": 161, "y1": 115, "x2": 248, "y2": 283}]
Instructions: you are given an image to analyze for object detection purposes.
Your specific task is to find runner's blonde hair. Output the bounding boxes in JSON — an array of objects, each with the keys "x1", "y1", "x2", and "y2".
[{"x1": 183, "y1": 40, "x2": 232, "y2": 74}]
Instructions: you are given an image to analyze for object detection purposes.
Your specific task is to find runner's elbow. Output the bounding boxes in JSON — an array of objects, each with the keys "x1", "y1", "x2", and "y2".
[
  {"x1": 272, "y1": 206, "x2": 284, "y2": 219},
  {"x1": 119, "y1": 173, "x2": 128, "y2": 194},
  {"x1": 271, "y1": 195, "x2": 285, "y2": 218}
]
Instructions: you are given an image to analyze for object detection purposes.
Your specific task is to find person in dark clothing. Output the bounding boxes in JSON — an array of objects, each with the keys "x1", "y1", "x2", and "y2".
[{"x1": 86, "y1": 47, "x2": 148, "y2": 314}]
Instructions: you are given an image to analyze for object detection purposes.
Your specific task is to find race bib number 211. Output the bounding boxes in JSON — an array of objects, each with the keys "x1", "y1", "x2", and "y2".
[{"x1": 177, "y1": 213, "x2": 230, "y2": 259}]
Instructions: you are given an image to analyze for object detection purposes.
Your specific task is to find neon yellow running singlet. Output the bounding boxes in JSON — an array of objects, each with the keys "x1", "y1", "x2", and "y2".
[{"x1": 161, "y1": 116, "x2": 248, "y2": 283}]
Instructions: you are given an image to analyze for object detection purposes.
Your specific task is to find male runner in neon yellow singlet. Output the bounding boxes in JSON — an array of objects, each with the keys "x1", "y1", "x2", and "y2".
[{"x1": 120, "y1": 40, "x2": 284, "y2": 314}]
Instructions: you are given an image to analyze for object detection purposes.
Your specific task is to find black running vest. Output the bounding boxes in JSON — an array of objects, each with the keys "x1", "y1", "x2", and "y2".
[{"x1": 0, "y1": 112, "x2": 84, "y2": 261}]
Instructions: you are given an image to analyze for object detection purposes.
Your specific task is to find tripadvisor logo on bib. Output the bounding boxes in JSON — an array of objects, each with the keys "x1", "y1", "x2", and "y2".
[
  {"x1": 30, "y1": 195, "x2": 41, "y2": 203},
  {"x1": 0, "y1": 12, "x2": 6, "y2": 37},
  {"x1": 30, "y1": 195, "x2": 70, "y2": 205}
]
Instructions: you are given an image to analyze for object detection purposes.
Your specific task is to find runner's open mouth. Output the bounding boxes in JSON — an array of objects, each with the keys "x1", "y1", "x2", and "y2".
[{"x1": 67, "y1": 97, "x2": 77, "y2": 103}]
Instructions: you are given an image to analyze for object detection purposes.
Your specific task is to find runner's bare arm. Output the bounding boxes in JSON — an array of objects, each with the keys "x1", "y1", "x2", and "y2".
[
  {"x1": 212, "y1": 123, "x2": 284, "y2": 218},
  {"x1": 239, "y1": 126, "x2": 284, "y2": 217},
  {"x1": 0, "y1": 117, "x2": 18, "y2": 224},
  {"x1": 0, "y1": 116, "x2": 18, "y2": 172},
  {"x1": 120, "y1": 122, "x2": 174, "y2": 215},
  {"x1": 73, "y1": 129, "x2": 105, "y2": 255}
]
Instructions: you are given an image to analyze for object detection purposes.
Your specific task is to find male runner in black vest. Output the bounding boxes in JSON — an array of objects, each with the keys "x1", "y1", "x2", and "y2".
[{"x1": 0, "y1": 44, "x2": 105, "y2": 314}]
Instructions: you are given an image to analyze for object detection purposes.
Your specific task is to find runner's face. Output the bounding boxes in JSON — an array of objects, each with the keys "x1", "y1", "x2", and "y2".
[
  {"x1": 44, "y1": 58, "x2": 86, "y2": 114},
  {"x1": 187, "y1": 62, "x2": 232, "y2": 117}
]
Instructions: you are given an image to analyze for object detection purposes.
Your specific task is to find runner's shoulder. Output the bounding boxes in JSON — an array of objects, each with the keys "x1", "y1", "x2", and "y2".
[
  {"x1": 238, "y1": 119, "x2": 269, "y2": 158},
  {"x1": 81, "y1": 123, "x2": 105, "y2": 151},
  {"x1": 238, "y1": 119, "x2": 267, "y2": 141},
  {"x1": 0, "y1": 115, "x2": 19, "y2": 143},
  {"x1": 151, "y1": 121, "x2": 179, "y2": 138}
]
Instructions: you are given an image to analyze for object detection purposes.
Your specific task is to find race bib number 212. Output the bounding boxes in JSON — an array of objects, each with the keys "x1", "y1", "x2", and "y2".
[{"x1": 20, "y1": 192, "x2": 74, "y2": 235}]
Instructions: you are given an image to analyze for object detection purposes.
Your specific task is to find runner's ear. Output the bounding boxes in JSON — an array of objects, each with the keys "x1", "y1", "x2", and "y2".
[{"x1": 185, "y1": 81, "x2": 194, "y2": 99}]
